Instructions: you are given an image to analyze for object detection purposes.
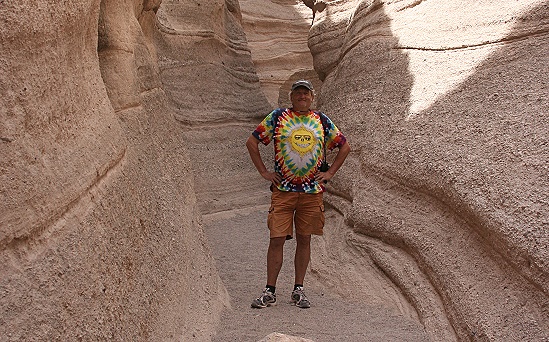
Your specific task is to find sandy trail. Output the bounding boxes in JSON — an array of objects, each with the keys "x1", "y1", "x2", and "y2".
[{"x1": 202, "y1": 204, "x2": 429, "y2": 342}]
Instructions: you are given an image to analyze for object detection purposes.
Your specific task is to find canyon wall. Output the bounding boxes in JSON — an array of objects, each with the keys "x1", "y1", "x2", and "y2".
[
  {"x1": 309, "y1": 0, "x2": 548, "y2": 340},
  {"x1": 0, "y1": 0, "x2": 266, "y2": 340},
  {"x1": 240, "y1": 0, "x2": 321, "y2": 108},
  {"x1": 152, "y1": 0, "x2": 272, "y2": 215}
]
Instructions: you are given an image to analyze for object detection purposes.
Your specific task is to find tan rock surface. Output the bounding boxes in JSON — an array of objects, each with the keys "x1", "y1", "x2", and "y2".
[
  {"x1": 258, "y1": 332, "x2": 315, "y2": 341},
  {"x1": 240, "y1": 0, "x2": 317, "y2": 107},
  {"x1": 309, "y1": 0, "x2": 549, "y2": 340},
  {"x1": 0, "y1": 0, "x2": 238, "y2": 340},
  {"x1": 153, "y1": 0, "x2": 272, "y2": 215}
]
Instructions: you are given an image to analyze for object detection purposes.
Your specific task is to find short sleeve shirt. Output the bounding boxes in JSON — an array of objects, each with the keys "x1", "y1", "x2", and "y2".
[{"x1": 252, "y1": 108, "x2": 347, "y2": 193}]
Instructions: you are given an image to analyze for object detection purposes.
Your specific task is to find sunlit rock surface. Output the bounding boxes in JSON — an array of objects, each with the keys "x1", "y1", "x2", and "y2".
[{"x1": 310, "y1": 0, "x2": 548, "y2": 340}]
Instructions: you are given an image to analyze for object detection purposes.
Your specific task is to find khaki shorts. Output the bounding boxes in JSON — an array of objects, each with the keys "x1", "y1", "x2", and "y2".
[{"x1": 267, "y1": 187, "x2": 325, "y2": 239}]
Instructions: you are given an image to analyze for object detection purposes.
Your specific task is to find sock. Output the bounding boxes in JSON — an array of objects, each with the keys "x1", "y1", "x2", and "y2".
[
  {"x1": 266, "y1": 285, "x2": 276, "y2": 294},
  {"x1": 294, "y1": 284, "x2": 303, "y2": 291}
]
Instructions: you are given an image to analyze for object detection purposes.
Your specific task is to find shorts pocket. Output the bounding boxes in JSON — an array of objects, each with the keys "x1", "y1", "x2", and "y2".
[
  {"x1": 318, "y1": 204, "x2": 325, "y2": 229},
  {"x1": 267, "y1": 206, "x2": 275, "y2": 229}
]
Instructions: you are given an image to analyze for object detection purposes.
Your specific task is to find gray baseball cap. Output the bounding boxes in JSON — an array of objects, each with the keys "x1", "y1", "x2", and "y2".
[{"x1": 291, "y1": 80, "x2": 314, "y2": 91}]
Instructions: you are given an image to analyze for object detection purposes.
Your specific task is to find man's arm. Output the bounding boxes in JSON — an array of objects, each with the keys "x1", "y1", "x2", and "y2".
[
  {"x1": 316, "y1": 141, "x2": 351, "y2": 183},
  {"x1": 246, "y1": 135, "x2": 282, "y2": 185}
]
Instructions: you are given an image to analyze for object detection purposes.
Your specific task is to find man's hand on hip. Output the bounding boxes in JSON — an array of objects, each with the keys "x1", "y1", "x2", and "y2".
[{"x1": 260, "y1": 171, "x2": 282, "y2": 185}]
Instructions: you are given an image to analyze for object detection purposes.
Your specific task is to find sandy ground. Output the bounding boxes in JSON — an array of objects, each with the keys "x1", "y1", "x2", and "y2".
[{"x1": 202, "y1": 204, "x2": 430, "y2": 342}]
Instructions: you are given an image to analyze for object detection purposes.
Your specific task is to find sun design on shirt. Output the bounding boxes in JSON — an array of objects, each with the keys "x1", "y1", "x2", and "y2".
[
  {"x1": 276, "y1": 112, "x2": 323, "y2": 178},
  {"x1": 290, "y1": 127, "x2": 315, "y2": 156}
]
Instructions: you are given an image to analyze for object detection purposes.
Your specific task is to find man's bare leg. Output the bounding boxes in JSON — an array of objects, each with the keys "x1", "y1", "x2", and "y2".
[
  {"x1": 267, "y1": 236, "x2": 286, "y2": 287},
  {"x1": 294, "y1": 233, "x2": 311, "y2": 285}
]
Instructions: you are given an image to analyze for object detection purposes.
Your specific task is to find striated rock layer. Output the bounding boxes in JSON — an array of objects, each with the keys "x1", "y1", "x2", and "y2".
[
  {"x1": 240, "y1": 0, "x2": 317, "y2": 107},
  {"x1": 153, "y1": 0, "x2": 272, "y2": 215},
  {"x1": 309, "y1": 0, "x2": 548, "y2": 340}
]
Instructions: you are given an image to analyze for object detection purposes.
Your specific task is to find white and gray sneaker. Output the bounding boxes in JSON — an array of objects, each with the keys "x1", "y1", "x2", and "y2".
[
  {"x1": 291, "y1": 286, "x2": 311, "y2": 308},
  {"x1": 251, "y1": 288, "x2": 277, "y2": 308}
]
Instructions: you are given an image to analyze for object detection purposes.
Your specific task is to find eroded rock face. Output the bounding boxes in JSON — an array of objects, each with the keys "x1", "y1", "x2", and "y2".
[
  {"x1": 310, "y1": 0, "x2": 548, "y2": 340},
  {"x1": 152, "y1": 0, "x2": 272, "y2": 215},
  {"x1": 155, "y1": 0, "x2": 270, "y2": 125},
  {"x1": 0, "y1": 0, "x2": 250, "y2": 339},
  {"x1": 239, "y1": 0, "x2": 318, "y2": 107}
]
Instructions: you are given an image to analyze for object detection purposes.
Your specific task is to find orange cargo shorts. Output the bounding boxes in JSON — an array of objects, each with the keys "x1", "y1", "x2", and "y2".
[{"x1": 267, "y1": 187, "x2": 325, "y2": 239}]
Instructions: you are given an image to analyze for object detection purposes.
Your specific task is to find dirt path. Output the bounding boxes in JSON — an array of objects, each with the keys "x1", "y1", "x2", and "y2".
[{"x1": 202, "y1": 205, "x2": 430, "y2": 342}]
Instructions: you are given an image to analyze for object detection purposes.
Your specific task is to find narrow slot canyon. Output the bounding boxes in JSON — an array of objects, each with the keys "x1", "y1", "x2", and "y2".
[{"x1": 1, "y1": 1, "x2": 547, "y2": 341}]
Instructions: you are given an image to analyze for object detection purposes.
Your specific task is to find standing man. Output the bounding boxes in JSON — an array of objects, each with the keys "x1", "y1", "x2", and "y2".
[{"x1": 246, "y1": 80, "x2": 351, "y2": 309}]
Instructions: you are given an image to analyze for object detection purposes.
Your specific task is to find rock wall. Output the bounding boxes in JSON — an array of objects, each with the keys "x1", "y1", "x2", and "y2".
[
  {"x1": 309, "y1": 0, "x2": 549, "y2": 340},
  {"x1": 152, "y1": 0, "x2": 272, "y2": 215},
  {"x1": 0, "y1": 0, "x2": 266, "y2": 339},
  {"x1": 239, "y1": 0, "x2": 319, "y2": 107}
]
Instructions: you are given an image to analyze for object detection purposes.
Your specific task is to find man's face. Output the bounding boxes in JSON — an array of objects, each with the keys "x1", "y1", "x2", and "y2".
[{"x1": 290, "y1": 87, "x2": 314, "y2": 112}]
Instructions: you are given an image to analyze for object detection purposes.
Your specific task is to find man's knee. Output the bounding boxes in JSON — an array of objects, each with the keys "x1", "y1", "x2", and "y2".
[
  {"x1": 269, "y1": 236, "x2": 286, "y2": 249},
  {"x1": 295, "y1": 233, "x2": 311, "y2": 245}
]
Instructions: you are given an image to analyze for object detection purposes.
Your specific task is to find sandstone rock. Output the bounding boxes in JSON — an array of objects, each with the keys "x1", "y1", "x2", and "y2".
[
  {"x1": 0, "y1": 0, "x2": 235, "y2": 340},
  {"x1": 153, "y1": 0, "x2": 272, "y2": 215},
  {"x1": 240, "y1": 0, "x2": 316, "y2": 107},
  {"x1": 1, "y1": 0, "x2": 547, "y2": 340},
  {"x1": 309, "y1": 0, "x2": 549, "y2": 340},
  {"x1": 155, "y1": 0, "x2": 270, "y2": 125}
]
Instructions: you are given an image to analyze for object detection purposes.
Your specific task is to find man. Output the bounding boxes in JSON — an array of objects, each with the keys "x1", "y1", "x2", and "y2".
[{"x1": 246, "y1": 80, "x2": 351, "y2": 309}]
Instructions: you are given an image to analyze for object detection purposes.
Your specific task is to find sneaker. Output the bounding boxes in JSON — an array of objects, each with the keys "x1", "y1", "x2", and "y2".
[
  {"x1": 291, "y1": 286, "x2": 311, "y2": 308},
  {"x1": 251, "y1": 288, "x2": 277, "y2": 308}
]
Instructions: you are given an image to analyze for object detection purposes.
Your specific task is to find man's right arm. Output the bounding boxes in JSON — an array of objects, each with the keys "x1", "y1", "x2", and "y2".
[{"x1": 246, "y1": 135, "x2": 282, "y2": 185}]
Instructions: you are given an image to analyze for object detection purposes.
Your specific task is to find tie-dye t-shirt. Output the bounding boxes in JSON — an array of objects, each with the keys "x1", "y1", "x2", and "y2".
[{"x1": 252, "y1": 108, "x2": 347, "y2": 193}]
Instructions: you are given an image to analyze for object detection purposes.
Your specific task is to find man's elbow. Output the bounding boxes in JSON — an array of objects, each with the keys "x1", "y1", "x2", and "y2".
[
  {"x1": 342, "y1": 141, "x2": 351, "y2": 153},
  {"x1": 246, "y1": 135, "x2": 259, "y2": 149}
]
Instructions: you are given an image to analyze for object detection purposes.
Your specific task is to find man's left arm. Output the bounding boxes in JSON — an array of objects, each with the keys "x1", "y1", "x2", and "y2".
[{"x1": 316, "y1": 141, "x2": 351, "y2": 183}]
